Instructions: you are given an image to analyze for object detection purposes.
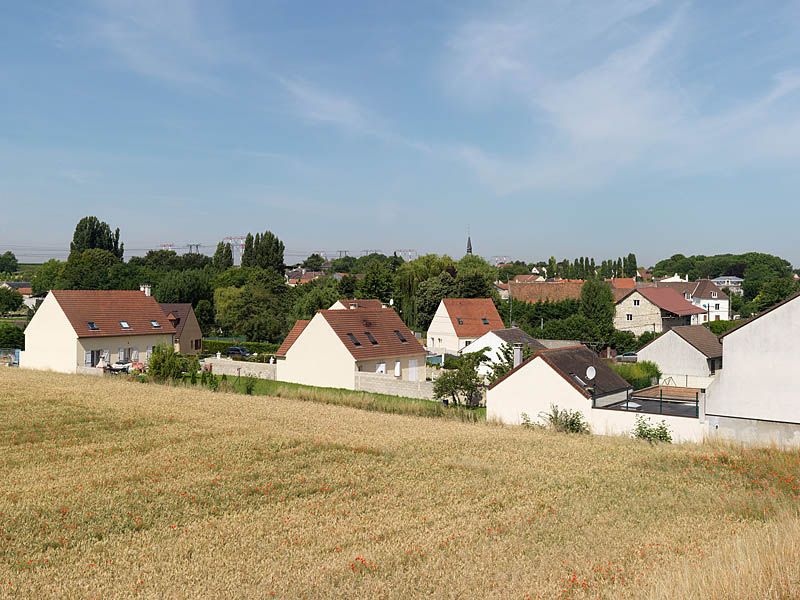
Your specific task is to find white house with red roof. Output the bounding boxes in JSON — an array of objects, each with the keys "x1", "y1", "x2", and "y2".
[
  {"x1": 426, "y1": 298, "x2": 505, "y2": 355},
  {"x1": 20, "y1": 290, "x2": 175, "y2": 374},
  {"x1": 276, "y1": 308, "x2": 426, "y2": 390}
]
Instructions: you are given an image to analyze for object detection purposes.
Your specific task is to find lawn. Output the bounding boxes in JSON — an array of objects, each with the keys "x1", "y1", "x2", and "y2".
[{"x1": 1, "y1": 369, "x2": 798, "y2": 598}]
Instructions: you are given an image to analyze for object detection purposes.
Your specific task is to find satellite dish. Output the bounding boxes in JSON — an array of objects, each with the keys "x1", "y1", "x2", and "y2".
[{"x1": 585, "y1": 366, "x2": 596, "y2": 381}]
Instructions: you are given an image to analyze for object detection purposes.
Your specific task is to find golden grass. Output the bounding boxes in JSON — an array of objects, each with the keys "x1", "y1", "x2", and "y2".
[{"x1": 1, "y1": 369, "x2": 798, "y2": 598}]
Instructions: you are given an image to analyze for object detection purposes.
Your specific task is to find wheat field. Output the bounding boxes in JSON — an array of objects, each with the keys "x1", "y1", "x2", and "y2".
[{"x1": 1, "y1": 369, "x2": 798, "y2": 599}]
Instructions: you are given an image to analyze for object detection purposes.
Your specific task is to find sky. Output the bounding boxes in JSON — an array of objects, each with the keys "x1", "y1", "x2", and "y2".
[{"x1": 2, "y1": 0, "x2": 800, "y2": 266}]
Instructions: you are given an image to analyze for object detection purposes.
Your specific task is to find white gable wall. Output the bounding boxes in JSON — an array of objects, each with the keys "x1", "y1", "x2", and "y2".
[
  {"x1": 637, "y1": 330, "x2": 717, "y2": 388},
  {"x1": 461, "y1": 331, "x2": 505, "y2": 378},
  {"x1": 277, "y1": 313, "x2": 357, "y2": 390},
  {"x1": 614, "y1": 292, "x2": 663, "y2": 336},
  {"x1": 707, "y1": 297, "x2": 800, "y2": 426},
  {"x1": 19, "y1": 293, "x2": 79, "y2": 373},
  {"x1": 426, "y1": 301, "x2": 460, "y2": 354},
  {"x1": 487, "y1": 356, "x2": 588, "y2": 425}
]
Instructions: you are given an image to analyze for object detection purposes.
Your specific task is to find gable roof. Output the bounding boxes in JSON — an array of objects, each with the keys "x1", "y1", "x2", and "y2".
[
  {"x1": 509, "y1": 281, "x2": 584, "y2": 304},
  {"x1": 669, "y1": 325, "x2": 723, "y2": 358},
  {"x1": 335, "y1": 298, "x2": 384, "y2": 310},
  {"x1": 719, "y1": 291, "x2": 800, "y2": 340},
  {"x1": 617, "y1": 288, "x2": 706, "y2": 316},
  {"x1": 490, "y1": 345, "x2": 631, "y2": 398},
  {"x1": 159, "y1": 303, "x2": 195, "y2": 339},
  {"x1": 653, "y1": 279, "x2": 728, "y2": 301},
  {"x1": 491, "y1": 327, "x2": 547, "y2": 351},
  {"x1": 320, "y1": 308, "x2": 425, "y2": 361},
  {"x1": 276, "y1": 319, "x2": 311, "y2": 356},
  {"x1": 608, "y1": 278, "x2": 636, "y2": 289},
  {"x1": 2, "y1": 281, "x2": 31, "y2": 290},
  {"x1": 441, "y1": 298, "x2": 504, "y2": 338},
  {"x1": 50, "y1": 290, "x2": 176, "y2": 338}
]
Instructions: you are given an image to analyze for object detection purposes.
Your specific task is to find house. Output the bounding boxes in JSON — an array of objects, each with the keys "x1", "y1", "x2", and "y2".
[
  {"x1": 513, "y1": 274, "x2": 546, "y2": 283},
  {"x1": 277, "y1": 308, "x2": 427, "y2": 390},
  {"x1": 508, "y1": 281, "x2": 584, "y2": 304},
  {"x1": 160, "y1": 303, "x2": 203, "y2": 355},
  {"x1": 493, "y1": 281, "x2": 510, "y2": 300},
  {"x1": 20, "y1": 290, "x2": 175, "y2": 374},
  {"x1": 487, "y1": 345, "x2": 631, "y2": 426},
  {"x1": 705, "y1": 292, "x2": 800, "y2": 446},
  {"x1": 652, "y1": 280, "x2": 730, "y2": 322},
  {"x1": 637, "y1": 325, "x2": 723, "y2": 388},
  {"x1": 607, "y1": 277, "x2": 636, "y2": 290},
  {"x1": 329, "y1": 298, "x2": 385, "y2": 310},
  {"x1": 614, "y1": 288, "x2": 706, "y2": 336},
  {"x1": 637, "y1": 267, "x2": 653, "y2": 282},
  {"x1": 460, "y1": 327, "x2": 547, "y2": 378},
  {"x1": 656, "y1": 273, "x2": 689, "y2": 283},
  {"x1": 426, "y1": 298, "x2": 504, "y2": 354},
  {"x1": 711, "y1": 275, "x2": 744, "y2": 296},
  {"x1": 285, "y1": 270, "x2": 325, "y2": 286},
  {"x1": 1, "y1": 281, "x2": 37, "y2": 309}
]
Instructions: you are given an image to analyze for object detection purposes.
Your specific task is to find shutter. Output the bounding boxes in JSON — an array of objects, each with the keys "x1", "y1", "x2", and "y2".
[
  {"x1": 132, "y1": 349, "x2": 139, "y2": 361},
  {"x1": 84, "y1": 351, "x2": 92, "y2": 367},
  {"x1": 394, "y1": 360, "x2": 401, "y2": 377},
  {"x1": 119, "y1": 348, "x2": 124, "y2": 362}
]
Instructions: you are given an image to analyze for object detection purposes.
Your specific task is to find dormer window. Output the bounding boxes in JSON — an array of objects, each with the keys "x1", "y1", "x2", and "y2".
[
  {"x1": 150, "y1": 320, "x2": 161, "y2": 328},
  {"x1": 457, "y1": 318, "x2": 464, "y2": 325},
  {"x1": 364, "y1": 332, "x2": 379, "y2": 345},
  {"x1": 87, "y1": 321, "x2": 99, "y2": 331},
  {"x1": 711, "y1": 291, "x2": 717, "y2": 298},
  {"x1": 120, "y1": 321, "x2": 131, "y2": 329},
  {"x1": 481, "y1": 318, "x2": 490, "y2": 325}
]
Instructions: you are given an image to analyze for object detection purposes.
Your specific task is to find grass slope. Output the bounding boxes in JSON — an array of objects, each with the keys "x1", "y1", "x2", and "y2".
[{"x1": 1, "y1": 369, "x2": 798, "y2": 599}]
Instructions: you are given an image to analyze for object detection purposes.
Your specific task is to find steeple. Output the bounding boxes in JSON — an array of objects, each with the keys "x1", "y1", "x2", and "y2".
[{"x1": 466, "y1": 227, "x2": 472, "y2": 255}]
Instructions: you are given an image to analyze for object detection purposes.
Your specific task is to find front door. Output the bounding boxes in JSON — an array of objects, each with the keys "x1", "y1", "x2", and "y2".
[{"x1": 408, "y1": 359, "x2": 418, "y2": 382}]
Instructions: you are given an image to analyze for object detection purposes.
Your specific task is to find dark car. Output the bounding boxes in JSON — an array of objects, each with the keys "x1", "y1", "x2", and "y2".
[
  {"x1": 616, "y1": 352, "x2": 638, "y2": 363},
  {"x1": 226, "y1": 346, "x2": 251, "y2": 357}
]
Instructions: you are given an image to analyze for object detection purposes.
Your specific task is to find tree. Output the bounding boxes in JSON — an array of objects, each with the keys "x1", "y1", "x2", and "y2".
[
  {"x1": 547, "y1": 256, "x2": 557, "y2": 278},
  {"x1": 0, "y1": 251, "x2": 18, "y2": 273},
  {"x1": 337, "y1": 275, "x2": 357, "y2": 298},
  {"x1": 330, "y1": 255, "x2": 357, "y2": 273},
  {"x1": 0, "y1": 323, "x2": 24, "y2": 349},
  {"x1": 433, "y1": 352, "x2": 485, "y2": 407},
  {"x1": 625, "y1": 253, "x2": 638, "y2": 278},
  {"x1": 214, "y1": 270, "x2": 293, "y2": 342},
  {"x1": 292, "y1": 278, "x2": 340, "y2": 320},
  {"x1": 487, "y1": 343, "x2": 534, "y2": 384},
  {"x1": 57, "y1": 249, "x2": 119, "y2": 290},
  {"x1": 70, "y1": 216, "x2": 124, "y2": 259},
  {"x1": 358, "y1": 261, "x2": 393, "y2": 302},
  {"x1": 212, "y1": 242, "x2": 234, "y2": 271},
  {"x1": 241, "y1": 231, "x2": 285, "y2": 273},
  {"x1": 751, "y1": 278, "x2": 798, "y2": 312},
  {"x1": 580, "y1": 279, "x2": 615, "y2": 330},
  {"x1": 0, "y1": 287, "x2": 23, "y2": 313},
  {"x1": 302, "y1": 253, "x2": 325, "y2": 271},
  {"x1": 416, "y1": 272, "x2": 456, "y2": 330},
  {"x1": 31, "y1": 259, "x2": 63, "y2": 296},
  {"x1": 194, "y1": 299, "x2": 214, "y2": 331},
  {"x1": 154, "y1": 269, "x2": 213, "y2": 307}
]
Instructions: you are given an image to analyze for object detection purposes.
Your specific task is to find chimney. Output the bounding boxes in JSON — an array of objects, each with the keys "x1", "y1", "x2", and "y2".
[
  {"x1": 349, "y1": 302, "x2": 358, "y2": 310},
  {"x1": 512, "y1": 343, "x2": 523, "y2": 368},
  {"x1": 139, "y1": 283, "x2": 152, "y2": 297}
]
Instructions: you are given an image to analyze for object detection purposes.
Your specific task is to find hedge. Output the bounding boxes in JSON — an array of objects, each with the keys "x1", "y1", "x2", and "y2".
[
  {"x1": 202, "y1": 339, "x2": 280, "y2": 355},
  {"x1": 608, "y1": 360, "x2": 661, "y2": 390}
]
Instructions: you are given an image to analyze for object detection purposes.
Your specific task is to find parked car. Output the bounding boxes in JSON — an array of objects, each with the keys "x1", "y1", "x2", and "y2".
[
  {"x1": 109, "y1": 360, "x2": 132, "y2": 373},
  {"x1": 226, "y1": 346, "x2": 251, "y2": 358},
  {"x1": 616, "y1": 352, "x2": 638, "y2": 363}
]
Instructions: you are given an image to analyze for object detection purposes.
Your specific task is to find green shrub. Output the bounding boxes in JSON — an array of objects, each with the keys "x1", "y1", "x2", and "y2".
[
  {"x1": 609, "y1": 360, "x2": 661, "y2": 390},
  {"x1": 704, "y1": 320, "x2": 743, "y2": 336},
  {"x1": 540, "y1": 404, "x2": 590, "y2": 434},
  {"x1": 632, "y1": 416, "x2": 672, "y2": 443},
  {"x1": 244, "y1": 377, "x2": 256, "y2": 395},
  {"x1": 201, "y1": 339, "x2": 279, "y2": 356},
  {"x1": 148, "y1": 345, "x2": 199, "y2": 383}
]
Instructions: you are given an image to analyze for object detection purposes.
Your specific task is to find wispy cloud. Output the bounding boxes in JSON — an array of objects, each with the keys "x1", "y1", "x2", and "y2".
[
  {"x1": 279, "y1": 77, "x2": 375, "y2": 133},
  {"x1": 442, "y1": 1, "x2": 800, "y2": 193}
]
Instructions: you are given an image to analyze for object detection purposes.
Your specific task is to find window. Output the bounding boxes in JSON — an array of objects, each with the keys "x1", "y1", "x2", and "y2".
[
  {"x1": 120, "y1": 320, "x2": 130, "y2": 329},
  {"x1": 456, "y1": 317, "x2": 464, "y2": 325},
  {"x1": 394, "y1": 329, "x2": 408, "y2": 343},
  {"x1": 394, "y1": 360, "x2": 401, "y2": 377},
  {"x1": 150, "y1": 320, "x2": 161, "y2": 328},
  {"x1": 481, "y1": 317, "x2": 489, "y2": 325},
  {"x1": 375, "y1": 362, "x2": 386, "y2": 374},
  {"x1": 364, "y1": 332, "x2": 379, "y2": 345},
  {"x1": 711, "y1": 291, "x2": 718, "y2": 298},
  {"x1": 633, "y1": 299, "x2": 640, "y2": 306},
  {"x1": 194, "y1": 339, "x2": 202, "y2": 350},
  {"x1": 87, "y1": 321, "x2": 99, "y2": 331},
  {"x1": 715, "y1": 303, "x2": 720, "y2": 310},
  {"x1": 626, "y1": 314, "x2": 633, "y2": 321},
  {"x1": 346, "y1": 333, "x2": 362, "y2": 347},
  {"x1": 684, "y1": 293, "x2": 691, "y2": 300}
]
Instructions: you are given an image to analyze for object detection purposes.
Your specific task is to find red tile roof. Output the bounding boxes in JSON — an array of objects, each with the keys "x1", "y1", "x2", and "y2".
[
  {"x1": 51, "y1": 290, "x2": 176, "y2": 338},
  {"x1": 631, "y1": 288, "x2": 706, "y2": 316},
  {"x1": 337, "y1": 298, "x2": 384, "y2": 310},
  {"x1": 608, "y1": 278, "x2": 636, "y2": 289},
  {"x1": 276, "y1": 319, "x2": 311, "y2": 356},
  {"x1": 509, "y1": 281, "x2": 584, "y2": 303},
  {"x1": 320, "y1": 308, "x2": 426, "y2": 361},
  {"x1": 442, "y1": 298, "x2": 504, "y2": 337}
]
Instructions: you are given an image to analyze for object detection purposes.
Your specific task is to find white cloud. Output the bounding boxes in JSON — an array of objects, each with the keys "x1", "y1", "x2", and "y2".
[{"x1": 279, "y1": 78, "x2": 375, "y2": 132}]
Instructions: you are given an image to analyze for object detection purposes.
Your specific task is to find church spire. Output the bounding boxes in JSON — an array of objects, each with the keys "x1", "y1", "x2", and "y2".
[{"x1": 466, "y1": 227, "x2": 473, "y2": 255}]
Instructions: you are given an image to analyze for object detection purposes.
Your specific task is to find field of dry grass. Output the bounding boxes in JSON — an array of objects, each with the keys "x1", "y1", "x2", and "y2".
[{"x1": 1, "y1": 369, "x2": 798, "y2": 598}]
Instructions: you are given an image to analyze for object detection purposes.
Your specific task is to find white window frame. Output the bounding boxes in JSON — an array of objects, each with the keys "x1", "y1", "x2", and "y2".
[{"x1": 394, "y1": 360, "x2": 401, "y2": 377}]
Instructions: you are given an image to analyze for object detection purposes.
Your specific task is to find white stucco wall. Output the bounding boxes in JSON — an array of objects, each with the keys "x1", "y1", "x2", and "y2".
[
  {"x1": 487, "y1": 356, "x2": 590, "y2": 425},
  {"x1": 426, "y1": 301, "x2": 461, "y2": 354},
  {"x1": 614, "y1": 292, "x2": 663, "y2": 336},
  {"x1": 637, "y1": 330, "x2": 717, "y2": 388},
  {"x1": 460, "y1": 331, "x2": 503, "y2": 378},
  {"x1": 19, "y1": 293, "x2": 77, "y2": 373},
  {"x1": 590, "y1": 409, "x2": 706, "y2": 443},
  {"x1": 692, "y1": 297, "x2": 730, "y2": 323},
  {"x1": 277, "y1": 313, "x2": 357, "y2": 390},
  {"x1": 707, "y1": 296, "x2": 800, "y2": 425},
  {"x1": 78, "y1": 334, "x2": 173, "y2": 366}
]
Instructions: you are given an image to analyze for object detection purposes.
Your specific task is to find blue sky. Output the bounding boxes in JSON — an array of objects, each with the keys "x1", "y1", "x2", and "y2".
[{"x1": 2, "y1": 1, "x2": 800, "y2": 266}]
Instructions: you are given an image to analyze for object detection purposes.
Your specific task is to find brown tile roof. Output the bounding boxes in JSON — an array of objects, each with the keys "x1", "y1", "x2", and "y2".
[
  {"x1": 669, "y1": 325, "x2": 723, "y2": 358},
  {"x1": 320, "y1": 308, "x2": 426, "y2": 361},
  {"x1": 617, "y1": 288, "x2": 706, "y2": 316},
  {"x1": 51, "y1": 290, "x2": 176, "y2": 338},
  {"x1": 509, "y1": 281, "x2": 584, "y2": 303},
  {"x1": 490, "y1": 345, "x2": 631, "y2": 398},
  {"x1": 159, "y1": 303, "x2": 194, "y2": 340},
  {"x1": 651, "y1": 279, "x2": 728, "y2": 301},
  {"x1": 276, "y1": 319, "x2": 311, "y2": 356},
  {"x1": 338, "y1": 298, "x2": 384, "y2": 310},
  {"x1": 608, "y1": 278, "x2": 636, "y2": 289},
  {"x1": 442, "y1": 298, "x2": 504, "y2": 337},
  {"x1": 513, "y1": 274, "x2": 544, "y2": 283}
]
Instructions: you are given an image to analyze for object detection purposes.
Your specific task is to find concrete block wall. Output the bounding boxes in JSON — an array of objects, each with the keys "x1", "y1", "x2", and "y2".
[
  {"x1": 202, "y1": 358, "x2": 277, "y2": 380},
  {"x1": 355, "y1": 372, "x2": 435, "y2": 400}
]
